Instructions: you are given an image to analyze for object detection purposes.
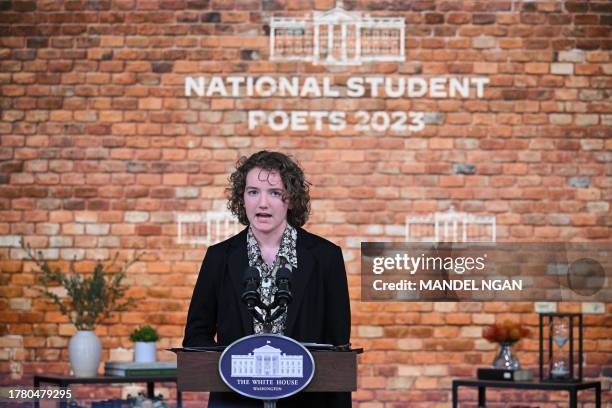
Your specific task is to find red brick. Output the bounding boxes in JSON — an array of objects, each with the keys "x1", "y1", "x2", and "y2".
[
  {"x1": 1, "y1": 5, "x2": 611, "y2": 405},
  {"x1": 134, "y1": 224, "x2": 160, "y2": 236}
]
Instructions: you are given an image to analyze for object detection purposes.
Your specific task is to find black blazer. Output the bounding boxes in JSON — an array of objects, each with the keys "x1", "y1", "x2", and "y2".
[{"x1": 183, "y1": 227, "x2": 351, "y2": 407}]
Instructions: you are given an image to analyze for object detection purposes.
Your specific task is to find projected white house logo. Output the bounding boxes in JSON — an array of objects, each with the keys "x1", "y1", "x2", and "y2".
[
  {"x1": 231, "y1": 342, "x2": 304, "y2": 378},
  {"x1": 270, "y1": 0, "x2": 405, "y2": 66}
]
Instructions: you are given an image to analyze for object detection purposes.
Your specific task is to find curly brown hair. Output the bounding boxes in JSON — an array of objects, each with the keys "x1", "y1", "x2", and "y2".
[{"x1": 227, "y1": 151, "x2": 311, "y2": 227}]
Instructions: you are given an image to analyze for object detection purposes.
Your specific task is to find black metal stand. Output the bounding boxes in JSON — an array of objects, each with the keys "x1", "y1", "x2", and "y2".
[
  {"x1": 452, "y1": 379, "x2": 601, "y2": 408},
  {"x1": 33, "y1": 374, "x2": 182, "y2": 408},
  {"x1": 539, "y1": 312, "x2": 583, "y2": 382}
]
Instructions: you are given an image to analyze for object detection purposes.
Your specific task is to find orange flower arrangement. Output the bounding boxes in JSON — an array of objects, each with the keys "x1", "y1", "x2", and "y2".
[{"x1": 483, "y1": 320, "x2": 530, "y2": 344}]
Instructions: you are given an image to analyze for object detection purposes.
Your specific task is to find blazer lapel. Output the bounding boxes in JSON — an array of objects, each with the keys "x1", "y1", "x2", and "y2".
[
  {"x1": 226, "y1": 228, "x2": 254, "y2": 336},
  {"x1": 285, "y1": 228, "x2": 315, "y2": 336}
]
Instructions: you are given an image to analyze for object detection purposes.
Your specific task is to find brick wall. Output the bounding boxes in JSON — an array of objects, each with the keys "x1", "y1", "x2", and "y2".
[{"x1": 1, "y1": 0, "x2": 610, "y2": 406}]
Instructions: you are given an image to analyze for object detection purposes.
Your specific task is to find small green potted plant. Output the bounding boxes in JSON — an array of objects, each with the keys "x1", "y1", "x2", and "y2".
[{"x1": 130, "y1": 325, "x2": 160, "y2": 363}]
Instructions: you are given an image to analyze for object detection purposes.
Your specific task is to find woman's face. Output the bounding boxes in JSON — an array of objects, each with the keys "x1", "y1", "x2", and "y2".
[{"x1": 243, "y1": 167, "x2": 290, "y2": 237}]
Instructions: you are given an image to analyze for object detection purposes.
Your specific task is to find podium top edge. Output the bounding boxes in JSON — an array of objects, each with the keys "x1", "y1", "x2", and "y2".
[{"x1": 168, "y1": 347, "x2": 364, "y2": 354}]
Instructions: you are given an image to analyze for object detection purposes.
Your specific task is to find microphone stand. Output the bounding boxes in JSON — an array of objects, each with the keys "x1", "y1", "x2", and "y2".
[
  {"x1": 242, "y1": 266, "x2": 293, "y2": 408},
  {"x1": 243, "y1": 298, "x2": 288, "y2": 408},
  {"x1": 244, "y1": 299, "x2": 288, "y2": 332}
]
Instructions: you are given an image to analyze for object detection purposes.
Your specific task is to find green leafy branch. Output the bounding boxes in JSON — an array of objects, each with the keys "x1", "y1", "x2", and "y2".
[{"x1": 22, "y1": 240, "x2": 142, "y2": 331}]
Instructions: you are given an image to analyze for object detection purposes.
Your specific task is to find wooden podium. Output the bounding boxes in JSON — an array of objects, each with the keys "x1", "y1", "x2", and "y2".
[{"x1": 174, "y1": 348, "x2": 361, "y2": 393}]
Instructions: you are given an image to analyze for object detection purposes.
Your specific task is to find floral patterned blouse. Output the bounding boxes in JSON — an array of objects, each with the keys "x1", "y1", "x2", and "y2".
[{"x1": 246, "y1": 225, "x2": 298, "y2": 334}]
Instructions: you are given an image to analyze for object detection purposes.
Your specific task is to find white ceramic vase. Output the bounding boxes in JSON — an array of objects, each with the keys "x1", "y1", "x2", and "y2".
[
  {"x1": 134, "y1": 342, "x2": 156, "y2": 363},
  {"x1": 68, "y1": 330, "x2": 101, "y2": 377}
]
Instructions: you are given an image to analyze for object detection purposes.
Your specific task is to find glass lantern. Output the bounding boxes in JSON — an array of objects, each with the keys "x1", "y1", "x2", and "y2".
[{"x1": 539, "y1": 313, "x2": 583, "y2": 382}]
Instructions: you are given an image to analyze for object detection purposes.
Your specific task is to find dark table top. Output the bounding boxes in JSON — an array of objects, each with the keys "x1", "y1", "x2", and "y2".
[
  {"x1": 453, "y1": 379, "x2": 601, "y2": 390},
  {"x1": 34, "y1": 374, "x2": 177, "y2": 384}
]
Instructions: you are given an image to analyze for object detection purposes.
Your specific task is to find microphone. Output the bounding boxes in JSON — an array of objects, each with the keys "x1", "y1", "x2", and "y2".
[
  {"x1": 274, "y1": 267, "x2": 293, "y2": 308},
  {"x1": 241, "y1": 266, "x2": 261, "y2": 309}
]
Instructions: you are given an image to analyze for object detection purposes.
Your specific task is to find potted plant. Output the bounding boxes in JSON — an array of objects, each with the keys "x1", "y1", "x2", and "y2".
[
  {"x1": 130, "y1": 325, "x2": 160, "y2": 363},
  {"x1": 23, "y1": 241, "x2": 140, "y2": 377},
  {"x1": 483, "y1": 320, "x2": 530, "y2": 370}
]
